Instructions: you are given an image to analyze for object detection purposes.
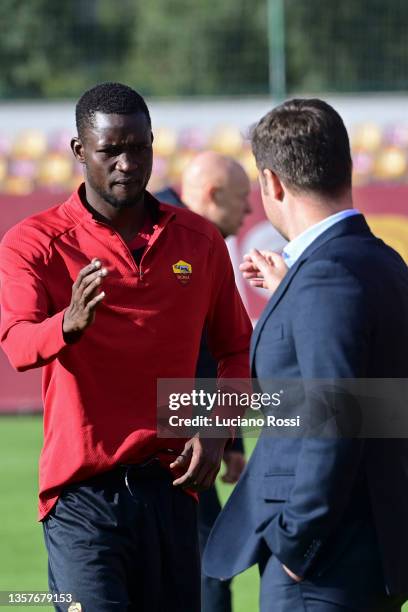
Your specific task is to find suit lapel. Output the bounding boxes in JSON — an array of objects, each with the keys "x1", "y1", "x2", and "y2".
[{"x1": 250, "y1": 214, "x2": 371, "y2": 371}]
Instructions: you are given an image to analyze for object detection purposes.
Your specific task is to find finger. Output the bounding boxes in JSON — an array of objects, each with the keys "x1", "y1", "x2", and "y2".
[
  {"x1": 224, "y1": 470, "x2": 240, "y2": 483},
  {"x1": 259, "y1": 249, "x2": 280, "y2": 259},
  {"x1": 172, "y1": 469, "x2": 197, "y2": 487},
  {"x1": 282, "y1": 564, "x2": 303, "y2": 583},
  {"x1": 85, "y1": 291, "x2": 105, "y2": 312},
  {"x1": 79, "y1": 267, "x2": 108, "y2": 294},
  {"x1": 172, "y1": 454, "x2": 201, "y2": 486},
  {"x1": 221, "y1": 466, "x2": 240, "y2": 483},
  {"x1": 182, "y1": 463, "x2": 216, "y2": 492},
  {"x1": 250, "y1": 249, "x2": 271, "y2": 272},
  {"x1": 187, "y1": 460, "x2": 214, "y2": 490},
  {"x1": 170, "y1": 443, "x2": 192, "y2": 469},
  {"x1": 275, "y1": 258, "x2": 289, "y2": 273},
  {"x1": 169, "y1": 453, "x2": 190, "y2": 470},
  {"x1": 251, "y1": 251, "x2": 280, "y2": 284},
  {"x1": 221, "y1": 460, "x2": 240, "y2": 482},
  {"x1": 242, "y1": 270, "x2": 262, "y2": 280},
  {"x1": 72, "y1": 259, "x2": 102, "y2": 290},
  {"x1": 240, "y1": 260, "x2": 261, "y2": 280},
  {"x1": 263, "y1": 251, "x2": 287, "y2": 270},
  {"x1": 249, "y1": 278, "x2": 266, "y2": 287},
  {"x1": 172, "y1": 448, "x2": 201, "y2": 487},
  {"x1": 81, "y1": 277, "x2": 104, "y2": 305},
  {"x1": 221, "y1": 472, "x2": 234, "y2": 483},
  {"x1": 239, "y1": 261, "x2": 258, "y2": 273},
  {"x1": 241, "y1": 270, "x2": 259, "y2": 278},
  {"x1": 239, "y1": 261, "x2": 252, "y2": 270}
]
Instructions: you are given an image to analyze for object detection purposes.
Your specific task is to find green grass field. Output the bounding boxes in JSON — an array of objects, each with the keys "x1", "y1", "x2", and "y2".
[
  {"x1": 0, "y1": 415, "x2": 259, "y2": 611},
  {"x1": 0, "y1": 416, "x2": 406, "y2": 611}
]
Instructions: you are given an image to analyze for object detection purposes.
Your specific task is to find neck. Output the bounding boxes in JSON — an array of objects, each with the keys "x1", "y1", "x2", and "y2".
[
  {"x1": 84, "y1": 185, "x2": 146, "y2": 241},
  {"x1": 285, "y1": 191, "x2": 353, "y2": 241}
]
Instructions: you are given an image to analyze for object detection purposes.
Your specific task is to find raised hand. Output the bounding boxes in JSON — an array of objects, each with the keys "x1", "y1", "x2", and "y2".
[
  {"x1": 63, "y1": 258, "x2": 108, "y2": 343},
  {"x1": 240, "y1": 249, "x2": 288, "y2": 293}
]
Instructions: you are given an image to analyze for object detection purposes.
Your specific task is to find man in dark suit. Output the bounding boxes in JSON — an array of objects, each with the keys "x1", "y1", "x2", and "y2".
[
  {"x1": 156, "y1": 151, "x2": 251, "y2": 612},
  {"x1": 204, "y1": 99, "x2": 408, "y2": 611}
]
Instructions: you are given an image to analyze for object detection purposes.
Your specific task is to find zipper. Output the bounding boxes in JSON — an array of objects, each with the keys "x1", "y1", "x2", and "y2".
[
  {"x1": 94, "y1": 208, "x2": 175, "y2": 280},
  {"x1": 138, "y1": 210, "x2": 175, "y2": 278},
  {"x1": 94, "y1": 220, "x2": 140, "y2": 275}
]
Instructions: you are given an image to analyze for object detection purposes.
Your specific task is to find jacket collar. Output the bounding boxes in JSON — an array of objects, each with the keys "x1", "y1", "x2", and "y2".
[
  {"x1": 63, "y1": 183, "x2": 175, "y2": 229},
  {"x1": 250, "y1": 214, "x2": 371, "y2": 370}
]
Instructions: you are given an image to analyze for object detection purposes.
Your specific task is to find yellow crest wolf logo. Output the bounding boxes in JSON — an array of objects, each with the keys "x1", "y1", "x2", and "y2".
[{"x1": 172, "y1": 260, "x2": 192, "y2": 285}]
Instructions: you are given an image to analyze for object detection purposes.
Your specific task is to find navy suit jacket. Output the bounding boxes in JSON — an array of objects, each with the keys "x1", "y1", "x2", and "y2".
[{"x1": 203, "y1": 214, "x2": 408, "y2": 595}]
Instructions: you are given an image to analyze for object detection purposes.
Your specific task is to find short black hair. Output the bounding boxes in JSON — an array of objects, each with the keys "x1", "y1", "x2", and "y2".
[
  {"x1": 76, "y1": 82, "x2": 151, "y2": 139},
  {"x1": 251, "y1": 98, "x2": 352, "y2": 198}
]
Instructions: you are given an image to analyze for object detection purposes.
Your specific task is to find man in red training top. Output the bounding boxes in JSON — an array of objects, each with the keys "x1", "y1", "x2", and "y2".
[{"x1": 0, "y1": 82, "x2": 252, "y2": 612}]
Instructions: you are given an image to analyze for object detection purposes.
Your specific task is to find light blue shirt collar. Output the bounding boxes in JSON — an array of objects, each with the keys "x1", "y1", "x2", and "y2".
[{"x1": 282, "y1": 209, "x2": 361, "y2": 268}]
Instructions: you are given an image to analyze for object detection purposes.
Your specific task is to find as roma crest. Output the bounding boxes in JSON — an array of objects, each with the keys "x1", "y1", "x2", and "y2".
[{"x1": 172, "y1": 260, "x2": 192, "y2": 285}]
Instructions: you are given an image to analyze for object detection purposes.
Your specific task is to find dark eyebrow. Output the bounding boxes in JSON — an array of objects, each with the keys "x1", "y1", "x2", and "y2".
[
  {"x1": 96, "y1": 143, "x2": 121, "y2": 151},
  {"x1": 96, "y1": 141, "x2": 152, "y2": 153}
]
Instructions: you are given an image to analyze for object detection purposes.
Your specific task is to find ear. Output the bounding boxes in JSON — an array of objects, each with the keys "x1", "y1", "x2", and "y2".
[
  {"x1": 263, "y1": 169, "x2": 284, "y2": 202},
  {"x1": 71, "y1": 137, "x2": 85, "y2": 163},
  {"x1": 208, "y1": 185, "x2": 222, "y2": 205}
]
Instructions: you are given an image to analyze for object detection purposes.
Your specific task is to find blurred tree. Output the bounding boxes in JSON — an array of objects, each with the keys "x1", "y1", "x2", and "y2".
[
  {"x1": 0, "y1": 0, "x2": 136, "y2": 98},
  {"x1": 0, "y1": 0, "x2": 268, "y2": 98},
  {"x1": 286, "y1": 0, "x2": 408, "y2": 92},
  {"x1": 0, "y1": 0, "x2": 406, "y2": 98},
  {"x1": 121, "y1": 0, "x2": 268, "y2": 96}
]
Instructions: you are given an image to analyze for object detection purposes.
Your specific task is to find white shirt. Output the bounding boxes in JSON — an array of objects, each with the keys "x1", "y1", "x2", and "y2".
[{"x1": 282, "y1": 209, "x2": 361, "y2": 268}]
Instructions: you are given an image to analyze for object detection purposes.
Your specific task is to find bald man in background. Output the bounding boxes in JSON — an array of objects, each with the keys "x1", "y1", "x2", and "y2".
[
  {"x1": 155, "y1": 151, "x2": 251, "y2": 612},
  {"x1": 180, "y1": 151, "x2": 251, "y2": 237}
]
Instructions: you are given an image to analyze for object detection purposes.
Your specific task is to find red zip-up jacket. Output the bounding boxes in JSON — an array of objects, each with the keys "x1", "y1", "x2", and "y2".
[{"x1": 0, "y1": 186, "x2": 252, "y2": 519}]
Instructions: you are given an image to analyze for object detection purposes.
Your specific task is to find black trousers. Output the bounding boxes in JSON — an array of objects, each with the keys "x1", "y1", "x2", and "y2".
[
  {"x1": 198, "y1": 486, "x2": 232, "y2": 612},
  {"x1": 42, "y1": 461, "x2": 201, "y2": 612}
]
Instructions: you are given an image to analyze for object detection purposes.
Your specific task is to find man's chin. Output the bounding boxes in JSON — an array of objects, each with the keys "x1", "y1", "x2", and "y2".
[
  {"x1": 104, "y1": 190, "x2": 145, "y2": 209},
  {"x1": 106, "y1": 198, "x2": 140, "y2": 209}
]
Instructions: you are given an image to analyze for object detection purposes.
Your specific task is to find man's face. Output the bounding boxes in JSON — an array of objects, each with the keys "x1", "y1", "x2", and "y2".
[
  {"x1": 214, "y1": 170, "x2": 251, "y2": 237},
  {"x1": 75, "y1": 112, "x2": 153, "y2": 209}
]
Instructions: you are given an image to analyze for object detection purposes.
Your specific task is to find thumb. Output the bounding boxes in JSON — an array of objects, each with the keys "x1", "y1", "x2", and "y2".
[{"x1": 266, "y1": 251, "x2": 288, "y2": 271}]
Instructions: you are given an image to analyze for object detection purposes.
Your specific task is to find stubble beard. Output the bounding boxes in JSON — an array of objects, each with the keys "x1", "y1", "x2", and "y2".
[{"x1": 86, "y1": 167, "x2": 145, "y2": 210}]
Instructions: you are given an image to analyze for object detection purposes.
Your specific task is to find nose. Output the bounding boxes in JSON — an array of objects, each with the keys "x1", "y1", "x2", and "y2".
[{"x1": 116, "y1": 153, "x2": 138, "y2": 173}]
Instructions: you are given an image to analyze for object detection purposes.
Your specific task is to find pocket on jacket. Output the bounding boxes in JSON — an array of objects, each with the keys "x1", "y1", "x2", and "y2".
[
  {"x1": 262, "y1": 475, "x2": 295, "y2": 502},
  {"x1": 260, "y1": 323, "x2": 284, "y2": 342}
]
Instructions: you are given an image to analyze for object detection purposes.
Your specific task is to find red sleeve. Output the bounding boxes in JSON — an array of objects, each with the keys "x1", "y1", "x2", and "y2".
[{"x1": 0, "y1": 227, "x2": 67, "y2": 372}]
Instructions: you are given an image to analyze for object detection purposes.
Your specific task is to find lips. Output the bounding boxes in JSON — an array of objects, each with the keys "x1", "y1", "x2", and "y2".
[{"x1": 113, "y1": 178, "x2": 138, "y2": 186}]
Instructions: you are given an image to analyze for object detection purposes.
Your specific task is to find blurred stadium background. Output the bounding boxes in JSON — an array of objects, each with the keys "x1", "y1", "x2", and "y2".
[{"x1": 1, "y1": 1, "x2": 408, "y2": 610}]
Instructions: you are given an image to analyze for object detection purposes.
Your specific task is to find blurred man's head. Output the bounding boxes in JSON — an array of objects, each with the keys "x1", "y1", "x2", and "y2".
[
  {"x1": 181, "y1": 151, "x2": 251, "y2": 238},
  {"x1": 251, "y1": 98, "x2": 353, "y2": 239}
]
